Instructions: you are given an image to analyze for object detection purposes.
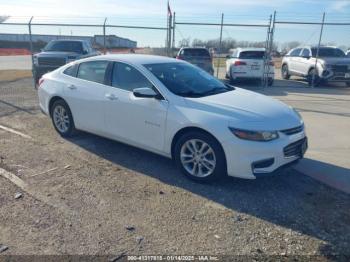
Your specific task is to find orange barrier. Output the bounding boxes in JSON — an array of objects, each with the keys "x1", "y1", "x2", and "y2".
[{"x1": 0, "y1": 48, "x2": 31, "y2": 56}]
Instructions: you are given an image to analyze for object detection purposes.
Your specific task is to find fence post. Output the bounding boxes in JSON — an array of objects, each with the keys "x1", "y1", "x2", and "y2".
[
  {"x1": 312, "y1": 12, "x2": 325, "y2": 88},
  {"x1": 28, "y1": 16, "x2": 35, "y2": 87},
  {"x1": 216, "y1": 13, "x2": 224, "y2": 78},
  {"x1": 103, "y1": 18, "x2": 107, "y2": 54},
  {"x1": 168, "y1": 14, "x2": 172, "y2": 57},
  {"x1": 172, "y1": 12, "x2": 176, "y2": 54},
  {"x1": 262, "y1": 14, "x2": 272, "y2": 88}
]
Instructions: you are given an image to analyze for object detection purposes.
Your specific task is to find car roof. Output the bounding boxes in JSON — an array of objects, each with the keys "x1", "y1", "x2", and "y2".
[
  {"x1": 50, "y1": 39, "x2": 86, "y2": 43},
  {"x1": 80, "y1": 54, "x2": 179, "y2": 65},
  {"x1": 235, "y1": 48, "x2": 266, "y2": 52},
  {"x1": 180, "y1": 47, "x2": 208, "y2": 50}
]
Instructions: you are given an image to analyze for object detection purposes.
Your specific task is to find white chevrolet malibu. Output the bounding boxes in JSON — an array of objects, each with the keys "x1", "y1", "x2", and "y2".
[{"x1": 38, "y1": 54, "x2": 307, "y2": 182}]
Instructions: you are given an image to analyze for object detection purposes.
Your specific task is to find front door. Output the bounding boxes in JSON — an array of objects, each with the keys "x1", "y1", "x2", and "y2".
[{"x1": 104, "y1": 62, "x2": 168, "y2": 153}]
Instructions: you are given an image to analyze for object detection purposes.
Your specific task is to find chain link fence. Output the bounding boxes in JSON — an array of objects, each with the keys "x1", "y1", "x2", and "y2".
[{"x1": 0, "y1": 12, "x2": 349, "y2": 118}]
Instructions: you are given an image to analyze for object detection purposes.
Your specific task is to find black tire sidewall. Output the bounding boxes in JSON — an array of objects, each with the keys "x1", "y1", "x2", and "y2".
[
  {"x1": 174, "y1": 131, "x2": 226, "y2": 182},
  {"x1": 308, "y1": 68, "x2": 320, "y2": 86},
  {"x1": 51, "y1": 100, "x2": 75, "y2": 137},
  {"x1": 281, "y1": 65, "x2": 290, "y2": 79}
]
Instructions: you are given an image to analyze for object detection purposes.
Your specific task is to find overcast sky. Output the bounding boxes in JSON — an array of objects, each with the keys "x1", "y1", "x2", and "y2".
[{"x1": 0, "y1": 0, "x2": 349, "y2": 48}]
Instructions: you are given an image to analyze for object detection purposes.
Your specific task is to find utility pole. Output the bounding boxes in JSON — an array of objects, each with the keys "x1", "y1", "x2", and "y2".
[{"x1": 312, "y1": 12, "x2": 325, "y2": 88}]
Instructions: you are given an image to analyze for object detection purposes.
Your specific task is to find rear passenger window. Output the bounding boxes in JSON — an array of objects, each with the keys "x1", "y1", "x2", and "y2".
[
  {"x1": 63, "y1": 64, "x2": 78, "y2": 77},
  {"x1": 111, "y1": 62, "x2": 153, "y2": 92},
  {"x1": 77, "y1": 61, "x2": 108, "y2": 84}
]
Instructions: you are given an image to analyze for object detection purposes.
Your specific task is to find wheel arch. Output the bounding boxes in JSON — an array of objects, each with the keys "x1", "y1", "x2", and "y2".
[
  {"x1": 170, "y1": 126, "x2": 227, "y2": 166},
  {"x1": 48, "y1": 96, "x2": 68, "y2": 117}
]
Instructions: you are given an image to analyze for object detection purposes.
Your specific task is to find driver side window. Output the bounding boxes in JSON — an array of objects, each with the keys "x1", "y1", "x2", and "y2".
[
  {"x1": 111, "y1": 62, "x2": 153, "y2": 92},
  {"x1": 301, "y1": 49, "x2": 310, "y2": 57}
]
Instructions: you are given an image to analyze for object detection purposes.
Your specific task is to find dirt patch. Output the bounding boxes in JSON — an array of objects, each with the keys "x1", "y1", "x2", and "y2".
[{"x1": 0, "y1": 70, "x2": 32, "y2": 82}]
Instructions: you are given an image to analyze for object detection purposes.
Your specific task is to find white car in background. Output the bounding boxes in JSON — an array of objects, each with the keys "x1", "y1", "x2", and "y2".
[
  {"x1": 38, "y1": 54, "x2": 306, "y2": 182},
  {"x1": 225, "y1": 48, "x2": 275, "y2": 86}
]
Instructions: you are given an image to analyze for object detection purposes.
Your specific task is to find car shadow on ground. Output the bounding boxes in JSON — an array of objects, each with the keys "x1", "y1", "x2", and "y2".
[{"x1": 67, "y1": 132, "x2": 350, "y2": 256}]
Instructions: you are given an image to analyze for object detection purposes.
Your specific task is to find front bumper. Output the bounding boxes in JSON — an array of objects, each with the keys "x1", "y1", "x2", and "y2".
[
  {"x1": 320, "y1": 68, "x2": 350, "y2": 82},
  {"x1": 222, "y1": 131, "x2": 307, "y2": 179}
]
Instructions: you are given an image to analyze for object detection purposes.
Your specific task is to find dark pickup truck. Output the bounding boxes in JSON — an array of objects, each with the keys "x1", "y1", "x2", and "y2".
[{"x1": 33, "y1": 39, "x2": 99, "y2": 82}]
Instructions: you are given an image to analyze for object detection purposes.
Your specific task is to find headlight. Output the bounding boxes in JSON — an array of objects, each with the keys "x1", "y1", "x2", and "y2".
[
  {"x1": 33, "y1": 56, "x2": 38, "y2": 66},
  {"x1": 229, "y1": 127, "x2": 279, "y2": 142}
]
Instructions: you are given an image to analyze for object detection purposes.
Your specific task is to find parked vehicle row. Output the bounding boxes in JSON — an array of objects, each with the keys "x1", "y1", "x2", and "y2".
[
  {"x1": 281, "y1": 46, "x2": 350, "y2": 86},
  {"x1": 38, "y1": 54, "x2": 306, "y2": 182}
]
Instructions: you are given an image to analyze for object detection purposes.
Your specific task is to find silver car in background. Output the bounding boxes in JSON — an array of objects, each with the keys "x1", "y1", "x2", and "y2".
[
  {"x1": 281, "y1": 46, "x2": 350, "y2": 86},
  {"x1": 176, "y1": 47, "x2": 214, "y2": 75}
]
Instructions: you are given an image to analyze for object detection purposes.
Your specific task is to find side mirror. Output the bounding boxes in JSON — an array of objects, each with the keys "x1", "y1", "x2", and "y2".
[
  {"x1": 133, "y1": 87, "x2": 160, "y2": 99},
  {"x1": 226, "y1": 55, "x2": 231, "y2": 59}
]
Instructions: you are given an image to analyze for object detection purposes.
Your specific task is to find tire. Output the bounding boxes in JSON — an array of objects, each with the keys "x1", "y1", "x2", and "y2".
[
  {"x1": 229, "y1": 67, "x2": 235, "y2": 84},
  {"x1": 268, "y1": 78, "x2": 274, "y2": 86},
  {"x1": 50, "y1": 99, "x2": 76, "y2": 137},
  {"x1": 281, "y1": 64, "x2": 290, "y2": 80},
  {"x1": 174, "y1": 131, "x2": 226, "y2": 182},
  {"x1": 346, "y1": 82, "x2": 350, "y2": 87},
  {"x1": 307, "y1": 68, "x2": 320, "y2": 87}
]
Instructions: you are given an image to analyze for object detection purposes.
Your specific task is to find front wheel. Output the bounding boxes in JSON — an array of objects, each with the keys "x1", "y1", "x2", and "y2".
[
  {"x1": 174, "y1": 131, "x2": 226, "y2": 182},
  {"x1": 307, "y1": 68, "x2": 320, "y2": 87},
  {"x1": 51, "y1": 99, "x2": 76, "y2": 137},
  {"x1": 281, "y1": 64, "x2": 290, "y2": 80}
]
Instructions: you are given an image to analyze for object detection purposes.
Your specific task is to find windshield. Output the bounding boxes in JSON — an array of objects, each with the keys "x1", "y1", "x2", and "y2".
[
  {"x1": 239, "y1": 51, "x2": 266, "y2": 59},
  {"x1": 311, "y1": 48, "x2": 345, "y2": 58},
  {"x1": 143, "y1": 62, "x2": 233, "y2": 97},
  {"x1": 44, "y1": 41, "x2": 83, "y2": 53}
]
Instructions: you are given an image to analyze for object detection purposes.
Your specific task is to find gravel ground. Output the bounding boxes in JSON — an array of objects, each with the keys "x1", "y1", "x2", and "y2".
[{"x1": 0, "y1": 78, "x2": 350, "y2": 260}]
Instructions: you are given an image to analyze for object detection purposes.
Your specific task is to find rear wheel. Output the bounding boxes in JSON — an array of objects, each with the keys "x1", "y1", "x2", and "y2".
[
  {"x1": 174, "y1": 131, "x2": 226, "y2": 182},
  {"x1": 268, "y1": 78, "x2": 274, "y2": 86},
  {"x1": 51, "y1": 99, "x2": 76, "y2": 137},
  {"x1": 281, "y1": 64, "x2": 290, "y2": 80},
  {"x1": 229, "y1": 67, "x2": 236, "y2": 84}
]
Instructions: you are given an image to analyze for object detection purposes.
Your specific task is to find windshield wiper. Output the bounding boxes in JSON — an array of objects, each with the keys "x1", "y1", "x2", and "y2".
[{"x1": 177, "y1": 90, "x2": 204, "y2": 97}]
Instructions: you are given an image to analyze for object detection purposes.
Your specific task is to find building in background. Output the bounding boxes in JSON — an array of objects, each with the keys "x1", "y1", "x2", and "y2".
[{"x1": 0, "y1": 33, "x2": 137, "y2": 50}]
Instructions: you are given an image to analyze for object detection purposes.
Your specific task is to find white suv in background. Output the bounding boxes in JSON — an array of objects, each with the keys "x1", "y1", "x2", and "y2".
[
  {"x1": 225, "y1": 48, "x2": 275, "y2": 86},
  {"x1": 281, "y1": 46, "x2": 350, "y2": 86}
]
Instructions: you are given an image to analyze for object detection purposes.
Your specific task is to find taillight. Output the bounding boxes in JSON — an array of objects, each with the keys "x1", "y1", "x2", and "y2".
[
  {"x1": 38, "y1": 78, "x2": 45, "y2": 87},
  {"x1": 234, "y1": 61, "x2": 247, "y2": 66}
]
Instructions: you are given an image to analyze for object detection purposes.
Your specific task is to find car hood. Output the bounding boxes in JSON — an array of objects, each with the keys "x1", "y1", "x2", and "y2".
[
  {"x1": 36, "y1": 51, "x2": 80, "y2": 57},
  {"x1": 184, "y1": 88, "x2": 303, "y2": 130},
  {"x1": 319, "y1": 57, "x2": 350, "y2": 65}
]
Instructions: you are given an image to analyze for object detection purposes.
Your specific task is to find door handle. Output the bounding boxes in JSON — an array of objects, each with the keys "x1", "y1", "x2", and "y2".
[
  {"x1": 105, "y1": 93, "x2": 118, "y2": 100},
  {"x1": 67, "y1": 84, "x2": 77, "y2": 90}
]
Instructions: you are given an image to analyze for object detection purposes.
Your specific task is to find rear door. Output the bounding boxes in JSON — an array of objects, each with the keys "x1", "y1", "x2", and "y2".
[{"x1": 63, "y1": 60, "x2": 109, "y2": 134}]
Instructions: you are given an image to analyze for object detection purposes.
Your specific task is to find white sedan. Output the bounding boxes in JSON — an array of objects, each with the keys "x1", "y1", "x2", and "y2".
[{"x1": 38, "y1": 54, "x2": 307, "y2": 182}]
